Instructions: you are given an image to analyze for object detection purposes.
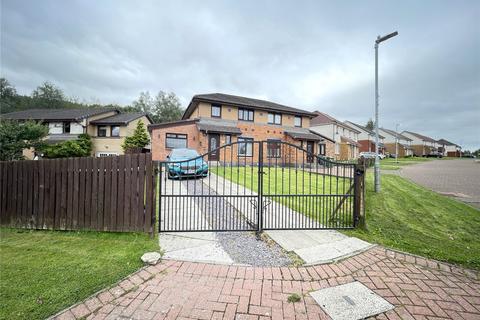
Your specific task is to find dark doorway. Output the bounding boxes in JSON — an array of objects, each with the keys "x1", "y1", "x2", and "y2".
[
  {"x1": 208, "y1": 134, "x2": 220, "y2": 161},
  {"x1": 306, "y1": 141, "x2": 315, "y2": 163}
]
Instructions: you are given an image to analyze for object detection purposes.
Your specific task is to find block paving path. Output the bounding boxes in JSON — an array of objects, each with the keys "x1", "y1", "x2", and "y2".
[{"x1": 53, "y1": 247, "x2": 480, "y2": 320}]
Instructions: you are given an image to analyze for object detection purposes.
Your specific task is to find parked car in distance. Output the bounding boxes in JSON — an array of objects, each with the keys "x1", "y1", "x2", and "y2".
[
  {"x1": 359, "y1": 152, "x2": 386, "y2": 159},
  {"x1": 166, "y1": 148, "x2": 209, "y2": 179}
]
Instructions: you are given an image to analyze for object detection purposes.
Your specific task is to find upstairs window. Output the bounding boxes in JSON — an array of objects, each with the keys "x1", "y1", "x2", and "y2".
[
  {"x1": 211, "y1": 104, "x2": 221, "y2": 118},
  {"x1": 111, "y1": 126, "x2": 120, "y2": 137},
  {"x1": 268, "y1": 113, "x2": 282, "y2": 125},
  {"x1": 294, "y1": 116, "x2": 302, "y2": 127},
  {"x1": 98, "y1": 126, "x2": 107, "y2": 137},
  {"x1": 238, "y1": 108, "x2": 254, "y2": 121}
]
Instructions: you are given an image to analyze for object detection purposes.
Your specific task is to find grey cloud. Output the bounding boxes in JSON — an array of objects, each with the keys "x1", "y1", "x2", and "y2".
[{"x1": 1, "y1": 0, "x2": 479, "y2": 149}]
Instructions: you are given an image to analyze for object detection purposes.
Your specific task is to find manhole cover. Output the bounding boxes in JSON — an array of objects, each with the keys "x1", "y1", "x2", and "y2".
[{"x1": 309, "y1": 281, "x2": 394, "y2": 320}]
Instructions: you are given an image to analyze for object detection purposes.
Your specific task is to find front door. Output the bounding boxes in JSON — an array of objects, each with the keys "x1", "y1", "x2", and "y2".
[
  {"x1": 208, "y1": 134, "x2": 220, "y2": 161},
  {"x1": 306, "y1": 141, "x2": 315, "y2": 163}
]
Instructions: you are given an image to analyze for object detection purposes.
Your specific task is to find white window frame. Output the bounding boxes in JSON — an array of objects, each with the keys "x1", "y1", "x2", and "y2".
[{"x1": 237, "y1": 137, "x2": 253, "y2": 157}]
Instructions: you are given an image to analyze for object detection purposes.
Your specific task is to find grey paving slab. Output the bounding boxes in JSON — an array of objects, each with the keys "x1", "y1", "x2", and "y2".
[
  {"x1": 310, "y1": 281, "x2": 394, "y2": 320},
  {"x1": 294, "y1": 237, "x2": 374, "y2": 265},
  {"x1": 159, "y1": 232, "x2": 234, "y2": 265}
]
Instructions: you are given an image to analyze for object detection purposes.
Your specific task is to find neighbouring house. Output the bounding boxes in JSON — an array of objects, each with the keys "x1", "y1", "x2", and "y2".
[
  {"x1": 309, "y1": 112, "x2": 361, "y2": 160},
  {"x1": 0, "y1": 108, "x2": 153, "y2": 158},
  {"x1": 437, "y1": 139, "x2": 462, "y2": 157},
  {"x1": 344, "y1": 121, "x2": 386, "y2": 155},
  {"x1": 378, "y1": 128, "x2": 414, "y2": 157},
  {"x1": 148, "y1": 93, "x2": 334, "y2": 163},
  {"x1": 401, "y1": 131, "x2": 438, "y2": 157}
]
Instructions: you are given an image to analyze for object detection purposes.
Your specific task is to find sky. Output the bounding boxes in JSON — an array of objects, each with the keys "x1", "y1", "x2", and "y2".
[{"x1": 1, "y1": 0, "x2": 479, "y2": 150}]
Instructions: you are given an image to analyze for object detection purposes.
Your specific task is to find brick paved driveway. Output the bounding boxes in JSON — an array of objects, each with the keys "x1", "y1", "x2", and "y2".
[
  {"x1": 53, "y1": 247, "x2": 479, "y2": 320},
  {"x1": 399, "y1": 159, "x2": 480, "y2": 208}
]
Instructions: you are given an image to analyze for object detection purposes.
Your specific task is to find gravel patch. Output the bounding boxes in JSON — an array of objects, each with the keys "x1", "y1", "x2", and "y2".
[{"x1": 182, "y1": 178, "x2": 293, "y2": 266}]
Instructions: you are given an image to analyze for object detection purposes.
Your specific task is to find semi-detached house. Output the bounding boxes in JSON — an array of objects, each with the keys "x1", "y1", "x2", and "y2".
[
  {"x1": 148, "y1": 93, "x2": 335, "y2": 163},
  {"x1": 309, "y1": 112, "x2": 361, "y2": 160},
  {"x1": 401, "y1": 131, "x2": 438, "y2": 157},
  {"x1": 344, "y1": 121, "x2": 386, "y2": 155},
  {"x1": 1, "y1": 108, "x2": 152, "y2": 158},
  {"x1": 378, "y1": 128, "x2": 414, "y2": 157}
]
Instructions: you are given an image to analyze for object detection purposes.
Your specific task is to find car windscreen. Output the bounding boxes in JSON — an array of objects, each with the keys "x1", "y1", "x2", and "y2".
[{"x1": 170, "y1": 149, "x2": 199, "y2": 159}]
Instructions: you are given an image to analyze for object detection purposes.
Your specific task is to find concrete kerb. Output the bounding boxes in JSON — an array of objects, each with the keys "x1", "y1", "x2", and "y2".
[{"x1": 380, "y1": 246, "x2": 480, "y2": 280}]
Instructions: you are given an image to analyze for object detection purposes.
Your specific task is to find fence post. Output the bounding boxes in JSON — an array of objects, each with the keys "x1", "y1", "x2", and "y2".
[
  {"x1": 354, "y1": 159, "x2": 366, "y2": 228},
  {"x1": 257, "y1": 142, "x2": 264, "y2": 234}
]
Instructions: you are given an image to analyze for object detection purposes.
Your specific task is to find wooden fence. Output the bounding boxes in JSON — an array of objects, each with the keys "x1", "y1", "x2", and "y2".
[{"x1": 0, "y1": 153, "x2": 156, "y2": 235}]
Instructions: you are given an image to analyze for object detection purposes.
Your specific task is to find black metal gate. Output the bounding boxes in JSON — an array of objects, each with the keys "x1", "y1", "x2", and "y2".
[{"x1": 157, "y1": 141, "x2": 361, "y2": 232}]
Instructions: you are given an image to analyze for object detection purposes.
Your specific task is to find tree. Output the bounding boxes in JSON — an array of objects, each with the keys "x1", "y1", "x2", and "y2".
[
  {"x1": 473, "y1": 149, "x2": 480, "y2": 158},
  {"x1": 132, "y1": 91, "x2": 154, "y2": 114},
  {"x1": 122, "y1": 121, "x2": 150, "y2": 153},
  {"x1": 31, "y1": 81, "x2": 66, "y2": 109},
  {"x1": 0, "y1": 120, "x2": 48, "y2": 161},
  {"x1": 41, "y1": 134, "x2": 92, "y2": 158},
  {"x1": 151, "y1": 91, "x2": 184, "y2": 123},
  {"x1": 131, "y1": 91, "x2": 184, "y2": 123},
  {"x1": 0, "y1": 78, "x2": 18, "y2": 113},
  {"x1": 365, "y1": 118, "x2": 374, "y2": 131}
]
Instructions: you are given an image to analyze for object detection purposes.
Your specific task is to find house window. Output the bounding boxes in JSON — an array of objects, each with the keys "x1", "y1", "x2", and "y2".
[
  {"x1": 267, "y1": 139, "x2": 281, "y2": 158},
  {"x1": 97, "y1": 152, "x2": 118, "y2": 157},
  {"x1": 294, "y1": 116, "x2": 302, "y2": 127},
  {"x1": 238, "y1": 108, "x2": 254, "y2": 121},
  {"x1": 211, "y1": 104, "x2": 221, "y2": 118},
  {"x1": 166, "y1": 133, "x2": 187, "y2": 149},
  {"x1": 63, "y1": 122, "x2": 70, "y2": 133},
  {"x1": 238, "y1": 137, "x2": 253, "y2": 156},
  {"x1": 268, "y1": 113, "x2": 282, "y2": 125},
  {"x1": 319, "y1": 143, "x2": 326, "y2": 156},
  {"x1": 111, "y1": 126, "x2": 120, "y2": 137},
  {"x1": 98, "y1": 126, "x2": 107, "y2": 137},
  {"x1": 224, "y1": 134, "x2": 231, "y2": 145}
]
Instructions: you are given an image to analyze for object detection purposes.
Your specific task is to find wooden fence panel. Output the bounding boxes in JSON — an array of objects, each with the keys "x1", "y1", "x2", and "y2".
[{"x1": 0, "y1": 154, "x2": 155, "y2": 235}]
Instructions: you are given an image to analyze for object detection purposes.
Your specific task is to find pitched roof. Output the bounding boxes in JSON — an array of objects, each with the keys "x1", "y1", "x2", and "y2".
[
  {"x1": 437, "y1": 138, "x2": 461, "y2": 147},
  {"x1": 182, "y1": 93, "x2": 316, "y2": 119},
  {"x1": 148, "y1": 119, "x2": 198, "y2": 131},
  {"x1": 90, "y1": 112, "x2": 152, "y2": 125},
  {"x1": 310, "y1": 111, "x2": 361, "y2": 133},
  {"x1": 196, "y1": 118, "x2": 242, "y2": 134},
  {"x1": 0, "y1": 108, "x2": 118, "y2": 121},
  {"x1": 340, "y1": 136, "x2": 361, "y2": 147},
  {"x1": 379, "y1": 128, "x2": 412, "y2": 141},
  {"x1": 283, "y1": 128, "x2": 330, "y2": 141},
  {"x1": 344, "y1": 121, "x2": 385, "y2": 138},
  {"x1": 402, "y1": 131, "x2": 437, "y2": 143}
]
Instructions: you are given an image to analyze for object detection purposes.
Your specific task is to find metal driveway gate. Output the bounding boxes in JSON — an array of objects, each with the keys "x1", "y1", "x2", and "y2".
[{"x1": 157, "y1": 141, "x2": 361, "y2": 232}]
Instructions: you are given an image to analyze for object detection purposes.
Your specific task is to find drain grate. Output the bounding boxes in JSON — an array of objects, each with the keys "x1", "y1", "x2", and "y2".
[{"x1": 309, "y1": 281, "x2": 394, "y2": 320}]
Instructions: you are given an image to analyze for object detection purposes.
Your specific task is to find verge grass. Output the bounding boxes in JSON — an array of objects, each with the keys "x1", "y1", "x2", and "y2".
[{"x1": 0, "y1": 229, "x2": 158, "y2": 320}]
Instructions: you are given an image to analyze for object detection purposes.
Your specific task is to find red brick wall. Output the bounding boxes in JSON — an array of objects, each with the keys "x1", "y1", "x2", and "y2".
[
  {"x1": 151, "y1": 123, "x2": 204, "y2": 161},
  {"x1": 151, "y1": 121, "x2": 335, "y2": 163}
]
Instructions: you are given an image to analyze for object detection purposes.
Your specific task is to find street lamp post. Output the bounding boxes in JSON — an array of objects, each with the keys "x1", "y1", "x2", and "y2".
[{"x1": 374, "y1": 31, "x2": 398, "y2": 193}]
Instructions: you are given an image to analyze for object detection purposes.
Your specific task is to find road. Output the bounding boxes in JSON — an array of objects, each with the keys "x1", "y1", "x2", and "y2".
[{"x1": 399, "y1": 159, "x2": 480, "y2": 208}]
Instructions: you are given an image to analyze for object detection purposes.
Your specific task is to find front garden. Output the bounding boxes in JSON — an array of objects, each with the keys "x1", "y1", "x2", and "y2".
[{"x1": 0, "y1": 229, "x2": 158, "y2": 320}]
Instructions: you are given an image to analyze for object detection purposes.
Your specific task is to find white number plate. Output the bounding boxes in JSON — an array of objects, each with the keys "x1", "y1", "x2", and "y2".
[{"x1": 186, "y1": 169, "x2": 196, "y2": 174}]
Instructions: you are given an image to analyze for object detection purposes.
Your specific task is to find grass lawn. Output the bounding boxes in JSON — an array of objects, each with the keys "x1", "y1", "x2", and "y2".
[
  {"x1": 380, "y1": 157, "x2": 432, "y2": 170},
  {"x1": 214, "y1": 166, "x2": 480, "y2": 269},
  {"x1": 344, "y1": 173, "x2": 480, "y2": 270},
  {"x1": 212, "y1": 166, "x2": 355, "y2": 226},
  {"x1": 0, "y1": 229, "x2": 158, "y2": 320}
]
